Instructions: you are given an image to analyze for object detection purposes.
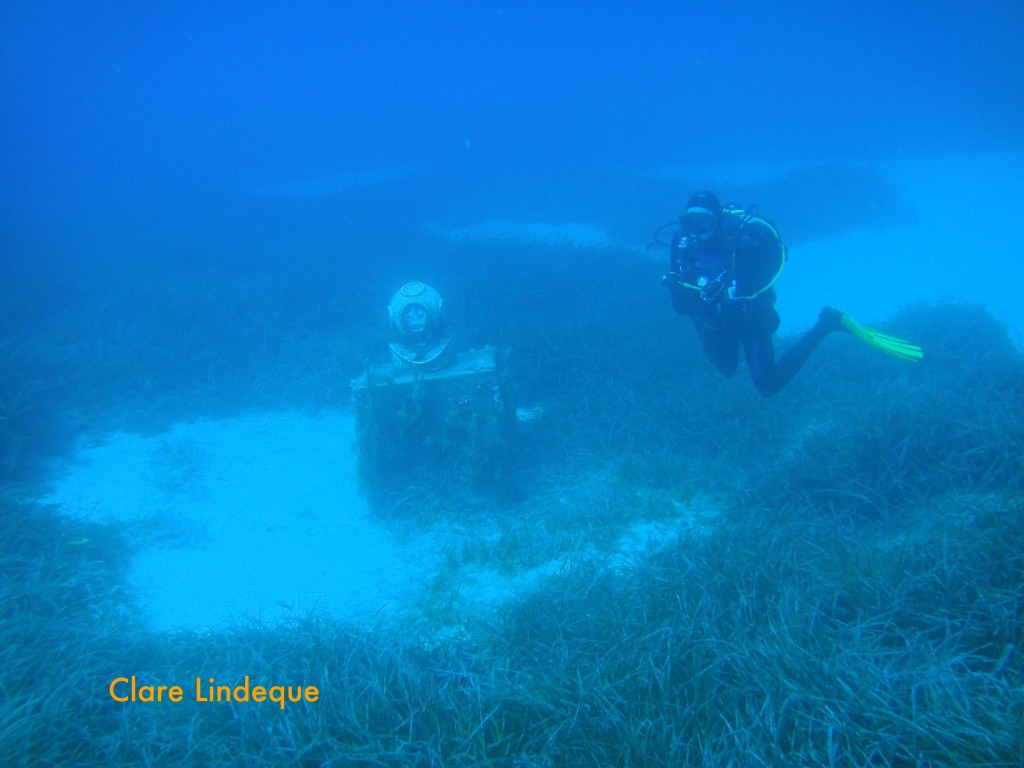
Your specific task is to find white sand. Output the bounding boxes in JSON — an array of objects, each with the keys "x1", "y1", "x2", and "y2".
[
  {"x1": 43, "y1": 412, "x2": 428, "y2": 632},
  {"x1": 42, "y1": 411, "x2": 702, "y2": 634}
]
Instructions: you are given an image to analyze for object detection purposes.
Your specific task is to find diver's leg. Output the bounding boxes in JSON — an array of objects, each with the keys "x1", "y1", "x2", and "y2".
[
  {"x1": 744, "y1": 308, "x2": 842, "y2": 397},
  {"x1": 693, "y1": 317, "x2": 740, "y2": 377}
]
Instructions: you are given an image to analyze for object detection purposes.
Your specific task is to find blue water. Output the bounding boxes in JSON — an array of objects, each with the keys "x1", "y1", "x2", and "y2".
[
  {"x1": 1, "y1": 1, "x2": 1021, "y2": 462},
  {"x1": 3, "y1": 1, "x2": 1021, "y2": 250},
  {"x1": 1, "y1": 0, "x2": 1021, "y2": 494}
]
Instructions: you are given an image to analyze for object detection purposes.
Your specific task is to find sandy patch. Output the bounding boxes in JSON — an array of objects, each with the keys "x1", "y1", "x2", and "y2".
[
  {"x1": 43, "y1": 412, "x2": 428, "y2": 632},
  {"x1": 41, "y1": 410, "x2": 704, "y2": 633}
]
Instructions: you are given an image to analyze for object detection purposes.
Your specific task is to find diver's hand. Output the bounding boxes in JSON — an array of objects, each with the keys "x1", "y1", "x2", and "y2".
[{"x1": 661, "y1": 272, "x2": 686, "y2": 289}]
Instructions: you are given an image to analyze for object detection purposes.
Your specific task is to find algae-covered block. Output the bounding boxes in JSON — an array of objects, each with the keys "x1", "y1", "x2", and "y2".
[{"x1": 352, "y1": 346, "x2": 516, "y2": 509}]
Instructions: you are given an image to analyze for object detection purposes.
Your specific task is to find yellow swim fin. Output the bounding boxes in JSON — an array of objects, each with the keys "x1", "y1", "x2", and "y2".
[{"x1": 839, "y1": 313, "x2": 923, "y2": 362}]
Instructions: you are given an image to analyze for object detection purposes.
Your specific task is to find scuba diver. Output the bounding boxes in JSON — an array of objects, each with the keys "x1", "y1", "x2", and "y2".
[{"x1": 661, "y1": 191, "x2": 921, "y2": 397}]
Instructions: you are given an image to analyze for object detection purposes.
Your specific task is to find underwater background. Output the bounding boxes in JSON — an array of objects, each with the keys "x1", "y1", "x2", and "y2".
[{"x1": 2, "y1": 1, "x2": 1023, "y2": 765}]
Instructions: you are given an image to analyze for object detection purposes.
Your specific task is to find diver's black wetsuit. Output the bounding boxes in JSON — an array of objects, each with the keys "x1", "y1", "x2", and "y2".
[{"x1": 667, "y1": 208, "x2": 834, "y2": 398}]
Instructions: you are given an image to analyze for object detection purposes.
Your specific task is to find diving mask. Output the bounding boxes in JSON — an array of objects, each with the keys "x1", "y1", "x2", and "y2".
[{"x1": 682, "y1": 206, "x2": 718, "y2": 242}]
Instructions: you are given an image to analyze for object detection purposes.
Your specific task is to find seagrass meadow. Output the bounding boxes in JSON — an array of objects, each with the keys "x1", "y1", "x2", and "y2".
[{"x1": 2, "y1": 210, "x2": 1023, "y2": 766}]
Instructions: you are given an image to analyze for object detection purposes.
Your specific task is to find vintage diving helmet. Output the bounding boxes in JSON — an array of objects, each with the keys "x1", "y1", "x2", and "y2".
[{"x1": 387, "y1": 282, "x2": 453, "y2": 371}]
